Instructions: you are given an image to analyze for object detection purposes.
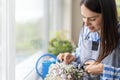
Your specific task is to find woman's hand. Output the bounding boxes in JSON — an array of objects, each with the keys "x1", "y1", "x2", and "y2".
[
  {"x1": 57, "y1": 52, "x2": 76, "y2": 64},
  {"x1": 84, "y1": 61, "x2": 104, "y2": 75}
]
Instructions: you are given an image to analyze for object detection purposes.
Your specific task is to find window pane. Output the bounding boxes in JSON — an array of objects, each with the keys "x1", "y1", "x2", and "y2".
[
  {"x1": 49, "y1": 0, "x2": 63, "y2": 39},
  {"x1": 16, "y1": 0, "x2": 72, "y2": 79},
  {"x1": 15, "y1": 0, "x2": 45, "y2": 64}
]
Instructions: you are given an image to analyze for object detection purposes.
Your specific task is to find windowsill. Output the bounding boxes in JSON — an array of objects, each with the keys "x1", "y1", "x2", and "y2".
[{"x1": 15, "y1": 51, "x2": 44, "y2": 80}]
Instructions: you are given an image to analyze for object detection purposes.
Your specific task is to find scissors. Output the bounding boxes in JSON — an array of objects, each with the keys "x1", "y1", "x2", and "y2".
[
  {"x1": 78, "y1": 58, "x2": 98, "y2": 78},
  {"x1": 80, "y1": 58, "x2": 96, "y2": 70}
]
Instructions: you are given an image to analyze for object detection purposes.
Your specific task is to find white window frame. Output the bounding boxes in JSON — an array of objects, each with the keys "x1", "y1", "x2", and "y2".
[{"x1": 1, "y1": 0, "x2": 15, "y2": 80}]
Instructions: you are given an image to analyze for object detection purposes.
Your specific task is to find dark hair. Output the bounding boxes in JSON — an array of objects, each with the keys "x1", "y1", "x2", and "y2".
[{"x1": 80, "y1": 0, "x2": 119, "y2": 62}]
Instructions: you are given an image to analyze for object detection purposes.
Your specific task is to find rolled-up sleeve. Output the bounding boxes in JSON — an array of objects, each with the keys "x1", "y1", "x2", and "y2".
[{"x1": 100, "y1": 65, "x2": 120, "y2": 80}]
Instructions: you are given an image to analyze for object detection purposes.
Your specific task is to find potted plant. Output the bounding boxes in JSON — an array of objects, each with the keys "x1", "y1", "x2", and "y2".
[
  {"x1": 48, "y1": 31, "x2": 75, "y2": 56},
  {"x1": 45, "y1": 62, "x2": 83, "y2": 80}
]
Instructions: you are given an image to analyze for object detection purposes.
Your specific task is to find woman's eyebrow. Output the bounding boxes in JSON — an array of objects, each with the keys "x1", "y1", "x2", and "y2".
[{"x1": 81, "y1": 15, "x2": 99, "y2": 18}]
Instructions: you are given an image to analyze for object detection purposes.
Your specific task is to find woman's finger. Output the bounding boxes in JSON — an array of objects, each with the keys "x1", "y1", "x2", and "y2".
[
  {"x1": 64, "y1": 53, "x2": 72, "y2": 64},
  {"x1": 85, "y1": 61, "x2": 95, "y2": 65},
  {"x1": 57, "y1": 53, "x2": 64, "y2": 61}
]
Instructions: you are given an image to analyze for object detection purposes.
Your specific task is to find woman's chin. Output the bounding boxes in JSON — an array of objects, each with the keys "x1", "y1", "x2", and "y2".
[{"x1": 89, "y1": 29, "x2": 96, "y2": 32}]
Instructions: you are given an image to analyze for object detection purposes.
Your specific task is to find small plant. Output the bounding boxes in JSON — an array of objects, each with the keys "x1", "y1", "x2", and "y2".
[
  {"x1": 48, "y1": 31, "x2": 75, "y2": 56},
  {"x1": 45, "y1": 62, "x2": 83, "y2": 80}
]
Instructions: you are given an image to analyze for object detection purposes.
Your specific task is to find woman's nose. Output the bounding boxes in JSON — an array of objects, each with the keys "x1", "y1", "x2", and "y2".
[{"x1": 84, "y1": 18, "x2": 91, "y2": 26}]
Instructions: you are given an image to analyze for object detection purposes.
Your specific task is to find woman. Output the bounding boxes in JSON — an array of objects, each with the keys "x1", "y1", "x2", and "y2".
[{"x1": 57, "y1": 0, "x2": 120, "y2": 79}]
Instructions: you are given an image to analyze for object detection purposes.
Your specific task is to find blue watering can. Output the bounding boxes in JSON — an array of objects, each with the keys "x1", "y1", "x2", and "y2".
[{"x1": 35, "y1": 53, "x2": 59, "y2": 79}]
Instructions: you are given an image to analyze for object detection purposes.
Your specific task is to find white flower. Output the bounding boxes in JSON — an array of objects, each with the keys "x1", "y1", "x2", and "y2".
[
  {"x1": 45, "y1": 62, "x2": 83, "y2": 80},
  {"x1": 68, "y1": 74, "x2": 72, "y2": 79},
  {"x1": 61, "y1": 74, "x2": 66, "y2": 79}
]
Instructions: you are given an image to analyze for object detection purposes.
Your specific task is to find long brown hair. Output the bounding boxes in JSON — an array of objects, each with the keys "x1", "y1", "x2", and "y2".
[{"x1": 80, "y1": 0, "x2": 119, "y2": 62}]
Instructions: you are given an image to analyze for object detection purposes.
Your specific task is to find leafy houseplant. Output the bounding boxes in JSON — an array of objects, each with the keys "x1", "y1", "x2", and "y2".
[{"x1": 48, "y1": 31, "x2": 75, "y2": 56}]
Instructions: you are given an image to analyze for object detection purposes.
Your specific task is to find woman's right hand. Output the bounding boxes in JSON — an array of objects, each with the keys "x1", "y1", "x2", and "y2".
[{"x1": 57, "y1": 52, "x2": 76, "y2": 64}]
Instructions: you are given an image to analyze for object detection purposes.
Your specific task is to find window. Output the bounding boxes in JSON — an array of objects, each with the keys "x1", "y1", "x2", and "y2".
[
  {"x1": 15, "y1": 0, "x2": 49, "y2": 79},
  {"x1": 15, "y1": 0, "x2": 45, "y2": 64},
  {"x1": 15, "y1": 0, "x2": 72, "y2": 79},
  {"x1": 1, "y1": 0, "x2": 72, "y2": 79}
]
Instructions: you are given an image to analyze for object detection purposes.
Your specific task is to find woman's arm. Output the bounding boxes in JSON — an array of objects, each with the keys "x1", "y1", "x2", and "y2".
[{"x1": 85, "y1": 61, "x2": 120, "y2": 79}]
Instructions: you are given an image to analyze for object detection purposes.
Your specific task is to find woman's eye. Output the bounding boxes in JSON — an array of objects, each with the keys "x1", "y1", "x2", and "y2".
[
  {"x1": 82, "y1": 17, "x2": 96, "y2": 21},
  {"x1": 89, "y1": 18, "x2": 96, "y2": 21}
]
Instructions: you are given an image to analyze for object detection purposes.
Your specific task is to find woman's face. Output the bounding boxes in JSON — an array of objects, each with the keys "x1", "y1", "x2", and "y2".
[{"x1": 81, "y1": 4, "x2": 102, "y2": 33}]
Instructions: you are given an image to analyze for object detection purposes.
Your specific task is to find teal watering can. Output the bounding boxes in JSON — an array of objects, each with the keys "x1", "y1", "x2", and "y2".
[{"x1": 35, "y1": 53, "x2": 59, "y2": 79}]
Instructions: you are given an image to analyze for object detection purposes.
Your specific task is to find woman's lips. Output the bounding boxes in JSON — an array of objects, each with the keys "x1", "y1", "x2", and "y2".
[{"x1": 88, "y1": 27, "x2": 94, "y2": 30}]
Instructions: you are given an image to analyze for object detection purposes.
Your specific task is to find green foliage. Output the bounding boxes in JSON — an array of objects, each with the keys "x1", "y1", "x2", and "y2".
[{"x1": 48, "y1": 32, "x2": 75, "y2": 56}]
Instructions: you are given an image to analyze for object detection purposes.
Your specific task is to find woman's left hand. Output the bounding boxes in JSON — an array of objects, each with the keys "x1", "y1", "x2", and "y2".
[{"x1": 84, "y1": 61, "x2": 104, "y2": 75}]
